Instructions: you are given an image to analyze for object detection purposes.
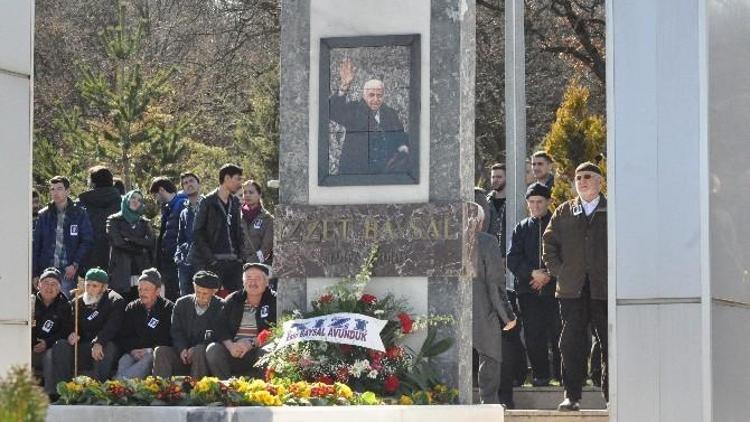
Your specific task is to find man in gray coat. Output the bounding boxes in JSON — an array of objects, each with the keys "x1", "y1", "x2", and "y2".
[
  {"x1": 153, "y1": 271, "x2": 222, "y2": 378},
  {"x1": 471, "y1": 201, "x2": 517, "y2": 404}
]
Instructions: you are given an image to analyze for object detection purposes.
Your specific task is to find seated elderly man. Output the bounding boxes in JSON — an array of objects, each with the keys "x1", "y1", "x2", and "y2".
[
  {"x1": 153, "y1": 271, "x2": 222, "y2": 378},
  {"x1": 116, "y1": 268, "x2": 174, "y2": 379},
  {"x1": 50, "y1": 268, "x2": 125, "y2": 386},
  {"x1": 33, "y1": 267, "x2": 73, "y2": 395},
  {"x1": 206, "y1": 263, "x2": 276, "y2": 379}
]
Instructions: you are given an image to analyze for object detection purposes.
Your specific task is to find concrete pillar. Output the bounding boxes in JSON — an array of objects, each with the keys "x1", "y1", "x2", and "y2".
[
  {"x1": 0, "y1": 0, "x2": 34, "y2": 374},
  {"x1": 608, "y1": 0, "x2": 750, "y2": 420}
]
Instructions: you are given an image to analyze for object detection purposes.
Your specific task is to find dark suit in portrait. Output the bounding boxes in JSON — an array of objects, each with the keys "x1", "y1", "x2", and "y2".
[{"x1": 329, "y1": 94, "x2": 409, "y2": 175}]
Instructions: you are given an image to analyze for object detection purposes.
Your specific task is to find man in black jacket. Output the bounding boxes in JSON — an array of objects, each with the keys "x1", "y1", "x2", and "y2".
[
  {"x1": 154, "y1": 271, "x2": 222, "y2": 378},
  {"x1": 32, "y1": 267, "x2": 73, "y2": 394},
  {"x1": 188, "y1": 164, "x2": 251, "y2": 292},
  {"x1": 50, "y1": 268, "x2": 125, "y2": 385},
  {"x1": 115, "y1": 268, "x2": 174, "y2": 379},
  {"x1": 77, "y1": 166, "x2": 121, "y2": 273},
  {"x1": 507, "y1": 183, "x2": 561, "y2": 387},
  {"x1": 206, "y1": 263, "x2": 276, "y2": 379}
]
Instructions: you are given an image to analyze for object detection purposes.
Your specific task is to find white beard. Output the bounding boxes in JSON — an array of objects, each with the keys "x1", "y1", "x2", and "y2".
[{"x1": 82, "y1": 292, "x2": 103, "y2": 305}]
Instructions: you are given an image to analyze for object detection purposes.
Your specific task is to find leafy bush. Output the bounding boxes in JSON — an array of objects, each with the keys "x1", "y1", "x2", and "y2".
[
  {"x1": 541, "y1": 80, "x2": 606, "y2": 208},
  {"x1": 0, "y1": 366, "x2": 49, "y2": 422}
]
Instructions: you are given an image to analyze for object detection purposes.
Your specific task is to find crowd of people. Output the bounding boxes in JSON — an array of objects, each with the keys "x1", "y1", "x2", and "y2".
[
  {"x1": 472, "y1": 151, "x2": 608, "y2": 411},
  {"x1": 29, "y1": 154, "x2": 606, "y2": 411},
  {"x1": 31, "y1": 164, "x2": 276, "y2": 400}
]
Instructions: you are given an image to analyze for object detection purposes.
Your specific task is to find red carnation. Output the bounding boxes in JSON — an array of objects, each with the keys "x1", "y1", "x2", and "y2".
[
  {"x1": 368, "y1": 350, "x2": 385, "y2": 363},
  {"x1": 319, "y1": 294, "x2": 335, "y2": 304},
  {"x1": 384, "y1": 374, "x2": 400, "y2": 394},
  {"x1": 385, "y1": 345, "x2": 403, "y2": 360},
  {"x1": 398, "y1": 313, "x2": 413, "y2": 334},
  {"x1": 256, "y1": 329, "x2": 272, "y2": 346},
  {"x1": 316, "y1": 375, "x2": 334, "y2": 385},
  {"x1": 336, "y1": 366, "x2": 350, "y2": 382},
  {"x1": 360, "y1": 294, "x2": 377, "y2": 305}
]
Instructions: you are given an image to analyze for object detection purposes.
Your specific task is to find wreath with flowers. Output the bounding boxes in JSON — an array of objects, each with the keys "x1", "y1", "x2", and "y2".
[{"x1": 256, "y1": 246, "x2": 457, "y2": 400}]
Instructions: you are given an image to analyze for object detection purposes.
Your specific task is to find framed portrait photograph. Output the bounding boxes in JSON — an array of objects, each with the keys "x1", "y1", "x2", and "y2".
[{"x1": 318, "y1": 34, "x2": 421, "y2": 186}]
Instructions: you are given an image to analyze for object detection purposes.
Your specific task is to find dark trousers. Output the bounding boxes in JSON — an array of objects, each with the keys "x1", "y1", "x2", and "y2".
[
  {"x1": 51, "y1": 340, "x2": 119, "y2": 390},
  {"x1": 178, "y1": 263, "x2": 196, "y2": 296},
  {"x1": 209, "y1": 260, "x2": 243, "y2": 292},
  {"x1": 205, "y1": 342, "x2": 263, "y2": 380},
  {"x1": 559, "y1": 282, "x2": 608, "y2": 402},
  {"x1": 518, "y1": 293, "x2": 562, "y2": 380},
  {"x1": 159, "y1": 255, "x2": 180, "y2": 301},
  {"x1": 153, "y1": 345, "x2": 210, "y2": 379},
  {"x1": 477, "y1": 353, "x2": 501, "y2": 404},
  {"x1": 498, "y1": 321, "x2": 527, "y2": 407}
]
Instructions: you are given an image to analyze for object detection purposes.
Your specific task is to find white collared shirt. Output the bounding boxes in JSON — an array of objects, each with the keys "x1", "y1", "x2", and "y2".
[{"x1": 581, "y1": 196, "x2": 600, "y2": 216}]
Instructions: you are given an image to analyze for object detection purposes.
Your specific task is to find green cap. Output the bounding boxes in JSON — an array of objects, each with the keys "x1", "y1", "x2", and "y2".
[{"x1": 84, "y1": 267, "x2": 109, "y2": 284}]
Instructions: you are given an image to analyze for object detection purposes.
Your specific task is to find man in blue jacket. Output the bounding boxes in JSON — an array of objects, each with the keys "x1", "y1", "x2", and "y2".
[
  {"x1": 149, "y1": 176, "x2": 187, "y2": 301},
  {"x1": 175, "y1": 172, "x2": 202, "y2": 296},
  {"x1": 33, "y1": 176, "x2": 94, "y2": 297}
]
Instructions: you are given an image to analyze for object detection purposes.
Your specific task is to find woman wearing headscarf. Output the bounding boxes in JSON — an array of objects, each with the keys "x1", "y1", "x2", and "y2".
[
  {"x1": 240, "y1": 180, "x2": 274, "y2": 265},
  {"x1": 106, "y1": 190, "x2": 155, "y2": 301}
]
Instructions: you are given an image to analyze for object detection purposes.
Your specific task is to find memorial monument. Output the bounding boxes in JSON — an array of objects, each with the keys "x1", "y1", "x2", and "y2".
[{"x1": 276, "y1": 0, "x2": 477, "y2": 403}]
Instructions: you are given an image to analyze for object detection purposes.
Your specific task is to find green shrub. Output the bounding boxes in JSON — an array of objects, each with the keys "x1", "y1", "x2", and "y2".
[
  {"x1": 541, "y1": 80, "x2": 606, "y2": 208},
  {"x1": 0, "y1": 366, "x2": 49, "y2": 422}
]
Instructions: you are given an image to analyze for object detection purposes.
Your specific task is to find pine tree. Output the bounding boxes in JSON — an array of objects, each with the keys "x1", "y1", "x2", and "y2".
[
  {"x1": 232, "y1": 67, "x2": 280, "y2": 208},
  {"x1": 52, "y1": 3, "x2": 190, "y2": 191},
  {"x1": 541, "y1": 81, "x2": 606, "y2": 208}
]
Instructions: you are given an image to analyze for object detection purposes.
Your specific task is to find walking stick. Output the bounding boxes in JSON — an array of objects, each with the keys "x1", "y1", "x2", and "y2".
[{"x1": 73, "y1": 282, "x2": 81, "y2": 377}]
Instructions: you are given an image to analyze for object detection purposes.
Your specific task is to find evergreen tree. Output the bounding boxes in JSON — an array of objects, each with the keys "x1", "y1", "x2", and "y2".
[
  {"x1": 233, "y1": 67, "x2": 280, "y2": 209},
  {"x1": 51, "y1": 3, "x2": 190, "y2": 191},
  {"x1": 541, "y1": 81, "x2": 606, "y2": 208}
]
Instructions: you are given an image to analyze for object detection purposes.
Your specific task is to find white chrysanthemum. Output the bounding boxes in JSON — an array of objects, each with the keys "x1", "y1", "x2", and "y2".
[
  {"x1": 373, "y1": 310, "x2": 385, "y2": 316},
  {"x1": 367, "y1": 369, "x2": 378, "y2": 379},
  {"x1": 350, "y1": 359, "x2": 371, "y2": 377}
]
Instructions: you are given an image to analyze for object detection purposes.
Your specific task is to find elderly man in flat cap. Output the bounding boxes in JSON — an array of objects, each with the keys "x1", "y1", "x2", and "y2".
[
  {"x1": 153, "y1": 270, "x2": 222, "y2": 378},
  {"x1": 115, "y1": 268, "x2": 174, "y2": 379},
  {"x1": 32, "y1": 267, "x2": 73, "y2": 394},
  {"x1": 50, "y1": 268, "x2": 125, "y2": 388},
  {"x1": 507, "y1": 182, "x2": 562, "y2": 387},
  {"x1": 206, "y1": 263, "x2": 276, "y2": 379},
  {"x1": 543, "y1": 161, "x2": 608, "y2": 411}
]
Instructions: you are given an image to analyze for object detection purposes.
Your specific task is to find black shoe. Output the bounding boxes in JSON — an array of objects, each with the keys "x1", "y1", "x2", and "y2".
[
  {"x1": 557, "y1": 398, "x2": 580, "y2": 411},
  {"x1": 532, "y1": 377, "x2": 551, "y2": 387},
  {"x1": 500, "y1": 401, "x2": 515, "y2": 409}
]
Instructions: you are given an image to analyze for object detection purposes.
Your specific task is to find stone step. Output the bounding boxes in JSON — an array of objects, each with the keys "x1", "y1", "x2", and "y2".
[
  {"x1": 473, "y1": 386, "x2": 607, "y2": 410},
  {"x1": 513, "y1": 386, "x2": 607, "y2": 410},
  {"x1": 505, "y1": 410, "x2": 609, "y2": 422}
]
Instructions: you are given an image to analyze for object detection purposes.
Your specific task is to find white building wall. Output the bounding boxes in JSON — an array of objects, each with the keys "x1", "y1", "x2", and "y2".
[
  {"x1": 707, "y1": 1, "x2": 750, "y2": 421},
  {"x1": 608, "y1": 0, "x2": 707, "y2": 420},
  {"x1": 0, "y1": 0, "x2": 34, "y2": 375}
]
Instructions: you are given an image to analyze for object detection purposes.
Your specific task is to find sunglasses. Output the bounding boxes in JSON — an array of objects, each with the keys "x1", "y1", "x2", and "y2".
[{"x1": 575, "y1": 174, "x2": 596, "y2": 181}]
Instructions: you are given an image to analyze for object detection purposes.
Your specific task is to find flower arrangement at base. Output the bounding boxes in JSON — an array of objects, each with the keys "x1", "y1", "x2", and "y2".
[
  {"x1": 257, "y1": 245, "x2": 458, "y2": 401},
  {"x1": 55, "y1": 376, "x2": 382, "y2": 406}
]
